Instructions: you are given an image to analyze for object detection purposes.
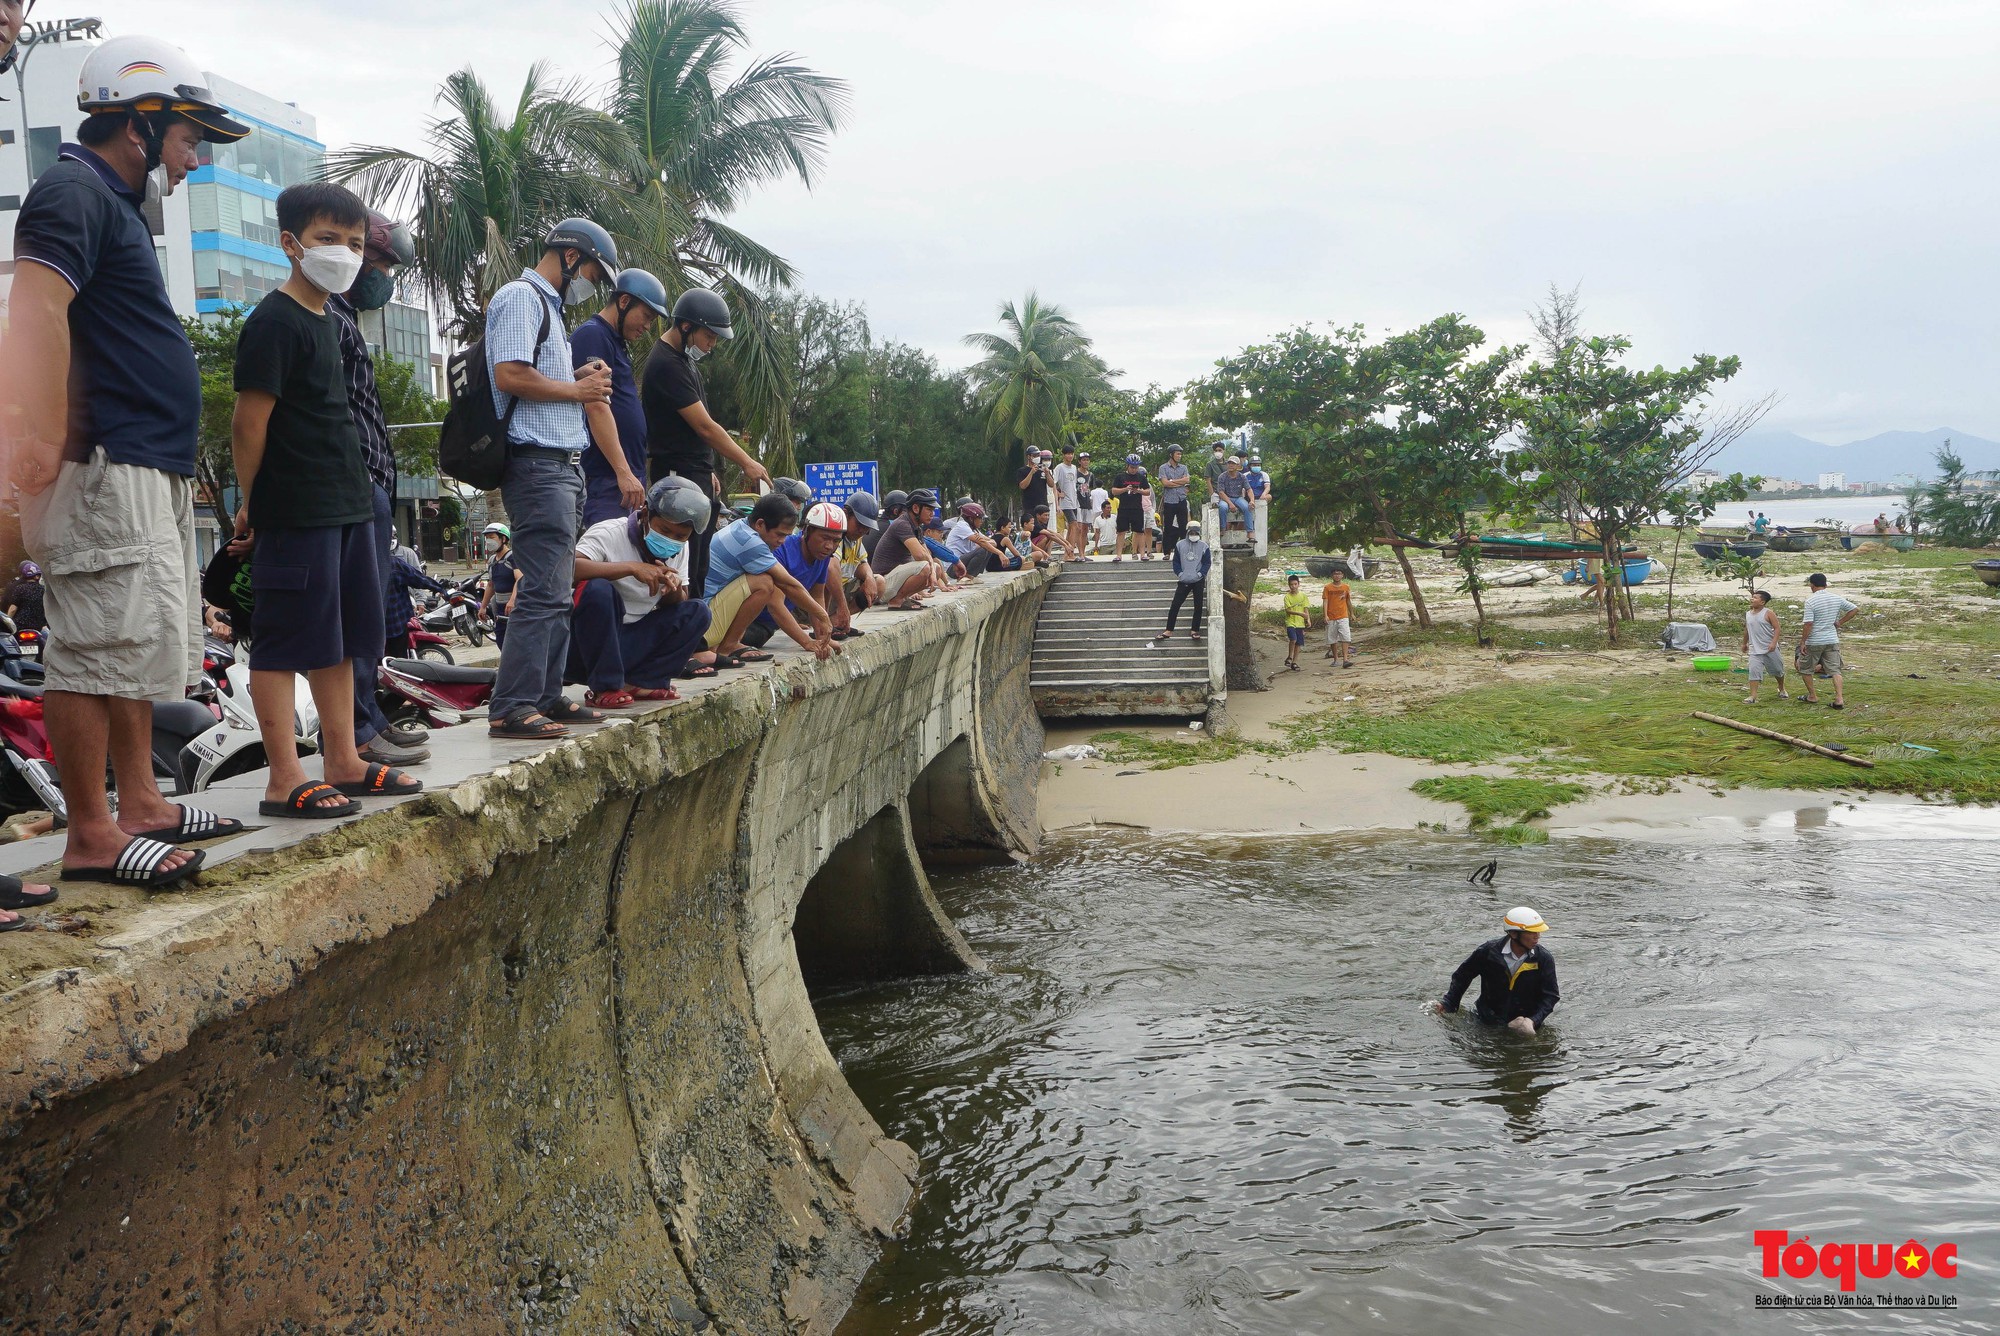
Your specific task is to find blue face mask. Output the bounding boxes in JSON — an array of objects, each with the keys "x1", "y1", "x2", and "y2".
[{"x1": 644, "y1": 530, "x2": 685, "y2": 561}]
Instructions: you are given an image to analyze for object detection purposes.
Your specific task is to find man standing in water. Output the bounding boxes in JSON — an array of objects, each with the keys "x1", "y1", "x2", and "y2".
[{"x1": 1430, "y1": 906, "x2": 1559, "y2": 1035}]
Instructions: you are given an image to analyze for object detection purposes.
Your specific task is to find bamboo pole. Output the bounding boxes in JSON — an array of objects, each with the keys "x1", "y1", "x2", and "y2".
[{"x1": 1690, "y1": 711, "x2": 1876, "y2": 768}]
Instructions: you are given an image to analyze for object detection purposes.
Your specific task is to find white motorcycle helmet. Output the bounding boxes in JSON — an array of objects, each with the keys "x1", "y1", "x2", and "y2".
[{"x1": 76, "y1": 35, "x2": 249, "y2": 165}]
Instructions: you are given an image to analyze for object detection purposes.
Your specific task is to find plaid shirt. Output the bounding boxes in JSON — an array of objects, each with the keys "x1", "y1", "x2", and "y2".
[
  {"x1": 329, "y1": 292, "x2": 397, "y2": 494},
  {"x1": 484, "y1": 269, "x2": 586, "y2": 452}
]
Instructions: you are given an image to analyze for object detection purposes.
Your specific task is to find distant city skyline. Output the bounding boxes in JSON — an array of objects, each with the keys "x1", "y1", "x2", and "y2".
[{"x1": 60, "y1": 0, "x2": 2000, "y2": 442}]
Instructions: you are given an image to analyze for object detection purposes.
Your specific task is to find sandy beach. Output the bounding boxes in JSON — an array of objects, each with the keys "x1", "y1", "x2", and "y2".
[{"x1": 1038, "y1": 543, "x2": 2000, "y2": 844}]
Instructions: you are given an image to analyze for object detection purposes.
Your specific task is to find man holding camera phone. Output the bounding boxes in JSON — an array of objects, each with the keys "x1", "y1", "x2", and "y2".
[{"x1": 1016, "y1": 447, "x2": 1054, "y2": 522}]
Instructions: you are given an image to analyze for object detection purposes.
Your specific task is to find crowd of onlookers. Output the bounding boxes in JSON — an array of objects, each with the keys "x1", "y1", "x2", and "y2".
[{"x1": 0, "y1": 24, "x2": 1260, "y2": 921}]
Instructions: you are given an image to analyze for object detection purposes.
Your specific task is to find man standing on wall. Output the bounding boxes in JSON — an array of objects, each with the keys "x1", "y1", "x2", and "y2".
[
  {"x1": 484, "y1": 218, "x2": 621, "y2": 740},
  {"x1": 641, "y1": 287, "x2": 771, "y2": 596},
  {"x1": 3, "y1": 36, "x2": 252, "y2": 887},
  {"x1": 575, "y1": 270, "x2": 672, "y2": 526},
  {"x1": 330, "y1": 210, "x2": 430, "y2": 766}
]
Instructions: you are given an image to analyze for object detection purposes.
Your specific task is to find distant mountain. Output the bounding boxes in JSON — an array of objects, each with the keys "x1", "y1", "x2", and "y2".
[{"x1": 1711, "y1": 428, "x2": 2000, "y2": 487}]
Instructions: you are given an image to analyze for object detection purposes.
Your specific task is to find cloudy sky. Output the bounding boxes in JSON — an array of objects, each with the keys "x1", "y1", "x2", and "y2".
[{"x1": 80, "y1": 0, "x2": 2000, "y2": 441}]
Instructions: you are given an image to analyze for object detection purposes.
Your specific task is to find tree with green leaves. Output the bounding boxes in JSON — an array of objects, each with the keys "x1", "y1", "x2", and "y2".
[
  {"x1": 1191, "y1": 315, "x2": 1519, "y2": 630},
  {"x1": 963, "y1": 293, "x2": 1113, "y2": 475},
  {"x1": 1507, "y1": 313, "x2": 1767, "y2": 642},
  {"x1": 600, "y1": 0, "x2": 850, "y2": 468},
  {"x1": 1067, "y1": 384, "x2": 1205, "y2": 480},
  {"x1": 1911, "y1": 442, "x2": 2000, "y2": 547},
  {"x1": 324, "y1": 65, "x2": 634, "y2": 337}
]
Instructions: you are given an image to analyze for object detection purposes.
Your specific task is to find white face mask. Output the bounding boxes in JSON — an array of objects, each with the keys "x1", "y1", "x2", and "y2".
[
  {"x1": 299, "y1": 244, "x2": 364, "y2": 295},
  {"x1": 564, "y1": 277, "x2": 597, "y2": 306},
  {"x1": 685, "y1": 340, "x2": 708, "y2": 363},
  {"x1": 147, "y1": 165, "x2": 174, "y2": 201}
]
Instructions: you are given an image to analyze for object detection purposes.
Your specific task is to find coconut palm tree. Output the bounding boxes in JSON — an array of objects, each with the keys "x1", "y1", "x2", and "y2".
[
  {"x1": 599, "y1": 0, "x2": 851, "y2": 475},
  {"x1": 963, "y1": 293, "x2": 1114, "y2": 469},
  {"x1": 324, "y1": 65, "x2": 637, "y2": 337}
]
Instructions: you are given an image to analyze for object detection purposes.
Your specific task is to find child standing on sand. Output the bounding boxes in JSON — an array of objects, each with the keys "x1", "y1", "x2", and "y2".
[
  {"x1": 1282, "y1": 574, "x2": 1310, "y2": 671},
  {"x1": 1322, "y1": 568, "x2": 1354, "y2": 666}
]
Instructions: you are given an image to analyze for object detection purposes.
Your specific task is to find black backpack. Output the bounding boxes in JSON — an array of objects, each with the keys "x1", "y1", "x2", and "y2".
[{"x1": 438, "y1": 284, "x2": 552, "y2": 490}]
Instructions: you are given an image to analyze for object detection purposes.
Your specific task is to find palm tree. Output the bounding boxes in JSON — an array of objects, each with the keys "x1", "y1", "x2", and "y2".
[
  {"x1": 324, "y1": 65, "x2": 636, "y2": 337},
  {"x1": 600, "y1": 0, "x2": 851, "y2": 475},
  {"x1": 963, "y1": 293, "x2": 1114, "y2": 470}
]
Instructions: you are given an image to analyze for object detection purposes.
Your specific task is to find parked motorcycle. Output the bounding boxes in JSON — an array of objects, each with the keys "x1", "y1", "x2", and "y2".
[
  {"x1": 0, "y1": 614, "x2": 45, "y2": 685},
  {"x1": 0, "y1": 678, "x2": 63, "y2": 821},
  {"x1": 404, "y1": 617, "x2": 456, "y2": 664},
  {"x1": 378, "y1": 656, "x2": 496, "y2": 730},
  {"x1": 417, "y1": 575, "x2": 487, "y2": 647},
  {"x1": 178, "y1": 635, "x2": 322, "y2": 792}
]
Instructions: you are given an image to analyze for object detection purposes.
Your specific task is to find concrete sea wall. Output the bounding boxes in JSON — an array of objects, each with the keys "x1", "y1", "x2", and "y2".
[{"x1": 0, "y1": 569, "x2": 1050, "y2": 1334}]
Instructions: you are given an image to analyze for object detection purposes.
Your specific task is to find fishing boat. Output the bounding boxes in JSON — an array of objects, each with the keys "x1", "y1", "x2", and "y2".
[
  {"x1": 1764, "y1": 531, "x2": 1821, "y2": 553},
  {"x1": 1560, "y1": 558, "x2": 1654, "y2": 587},
  {"x1": 1842, "y1": 529, "x2": 1916, "y2": 552},
  {"x1": 1693, "y1": 539, "x2": 1767, "y2": 560},
  {"x1": 1970, "y1": 560, "x2": 2000, "y2": 588}
]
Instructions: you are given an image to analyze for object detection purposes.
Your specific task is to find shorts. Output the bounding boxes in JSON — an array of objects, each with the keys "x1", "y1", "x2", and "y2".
[
  {"x1": 1324, "y1": 617, "x2": 1352, "y2": 644},
  {"x1": 19, "y1": 448, "x2": 201, "y2": 700},
  {"x1": 1747, "y1": 649, "x2": 1785, "y2": 681},
  {"x1": 1286, "y1": 625, "x2": 1306, "y2": 646},
  {"x1": 1059, "y1": 506, "x2": 1080, "y2": 523},
  {"x1": 879, "y1": 561, "x2": 927, "y2": 602},
  {"x1": 1116, "y1": 506, "x2": 1146, "y2": 533},
  {"x1": 1799, "y1": 642, "x2": 1844, "y2": 674},
  {"x1": 249, "y1": 522, "x2": 385, "y2": 673},
  {"x1": 703, "y1": 573, "x2": 762, "y2": 649}
]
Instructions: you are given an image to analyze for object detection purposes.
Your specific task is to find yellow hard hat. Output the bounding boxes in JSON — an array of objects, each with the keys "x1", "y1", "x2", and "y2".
[{"x1": 1503, "y1": 906, "x2": 1548, "y2": 934}]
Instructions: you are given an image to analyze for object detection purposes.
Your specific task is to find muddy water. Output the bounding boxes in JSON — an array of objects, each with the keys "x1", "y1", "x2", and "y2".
[{"x1": 820, "y1": 829, "x2": 1999, "y2": 1334}]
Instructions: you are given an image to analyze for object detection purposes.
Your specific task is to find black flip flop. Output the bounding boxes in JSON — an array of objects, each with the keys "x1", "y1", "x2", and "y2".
[
  {"x1": 258, "y1": 781, "x2": 359, "y2": 820},
  {"x1": 732, "y1": 648, "x2": 776, "y2": 663},
  {"x1": 490, "y1": 712, "x2": 568, "y2": 740},
  {"x1": 830, "y1": 627, "x2": 863, "y2": 640},
  {"x1": 62, "y1": 837, "x2": 207, "y2": 886},
  {"x1": 130, "y1": 804, "x2": 246, "y2": 843},
  {"x1": 545, "y1": 700, "x2": 608, "y2": 724},
  {"x1": 710, "y1": 652, "x2": 747, "y2": 669},
  {"x1": 677, "y1": 663, "x2": 720, "y2": 679},
  {"x1": 332, "y1": 763, "x2": 423, "y2": 798},
  {"x1": 0, "y1": 913, "x2": 25, "y2": 933},
  {"x1": 0, "y1": 876, "x2": 58, "y2": 910}
]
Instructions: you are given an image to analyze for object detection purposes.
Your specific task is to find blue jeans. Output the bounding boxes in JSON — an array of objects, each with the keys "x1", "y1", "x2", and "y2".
[
  {"x1": 353, "y1": 483, "x2": 396, "y2": 745},
  {"x1": 1222, "y1": 495, "x2": 1254, "y2": 534},
  {"x1": 492, "y1": 454, "x2": 583, "y2": 721},
  {"x1": 565, "y1": 580, "x2": 711, "y2": 692}
]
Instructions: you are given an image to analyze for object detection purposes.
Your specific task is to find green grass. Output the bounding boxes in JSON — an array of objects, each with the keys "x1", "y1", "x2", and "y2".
[
  {"x1": 1411, "y1": 776, "x2": 1591, "y2": 826},
  {"x1": 1293, "y1": 670, "x2": 2000, "y2": 802}
]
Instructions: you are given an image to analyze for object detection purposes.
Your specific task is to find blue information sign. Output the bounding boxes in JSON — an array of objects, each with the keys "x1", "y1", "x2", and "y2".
[{"x1": 803, "y1": 460, "x2": 879, "y2": 504}]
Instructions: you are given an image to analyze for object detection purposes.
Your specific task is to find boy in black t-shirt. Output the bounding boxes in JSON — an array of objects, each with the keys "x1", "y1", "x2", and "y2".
[{"x1": 232, "y1": 183, "x2": 421, "y2": 817}]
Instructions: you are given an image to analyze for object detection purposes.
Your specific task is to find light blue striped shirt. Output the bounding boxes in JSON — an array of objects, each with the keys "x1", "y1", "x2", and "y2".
[{"x1": 485, "y1": 269, "x2": 587, "y2": 453}]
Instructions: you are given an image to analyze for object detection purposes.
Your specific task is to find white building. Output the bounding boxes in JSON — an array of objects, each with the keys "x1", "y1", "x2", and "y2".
[
  {"x1": 1817, "y1": 471, "x2": 1847, "y2": 491},
  {"x1": 3, "y1": 16, "x2": 441, "y2": 542},
  {"x1": 2, "y1": 14, "x2": 438, "y2": 394}
]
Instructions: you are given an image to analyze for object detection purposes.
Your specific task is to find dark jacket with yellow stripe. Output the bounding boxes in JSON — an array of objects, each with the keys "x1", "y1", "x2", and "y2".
[{"x1": 1442, "y1": 937, "x2": 1559, "y2": 1025}]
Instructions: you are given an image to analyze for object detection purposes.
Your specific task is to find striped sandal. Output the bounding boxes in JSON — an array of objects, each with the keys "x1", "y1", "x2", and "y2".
[
  {"x1": 131, "y1": 804, "x2": 246, "y2": 843},
  {"x1": 62, "y1": 837, "x2": 207, "y2": 887}
]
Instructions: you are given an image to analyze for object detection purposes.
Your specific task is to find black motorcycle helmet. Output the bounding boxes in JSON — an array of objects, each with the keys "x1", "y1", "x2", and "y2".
[
  {"x1": 612, "y1": 268, "x2": 672, "y2": 319},
  {"x1": 670, "y1": 286, "x2": 734, "y2": 340},
  {"x1": 544, "y1": 217, "x2": 620, "y2": 281}
]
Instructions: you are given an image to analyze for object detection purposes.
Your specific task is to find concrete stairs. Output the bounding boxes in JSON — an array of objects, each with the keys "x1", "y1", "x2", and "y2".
[{"x1": 1030, "y1": 559, "x2": 1212, "y2": 718}]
